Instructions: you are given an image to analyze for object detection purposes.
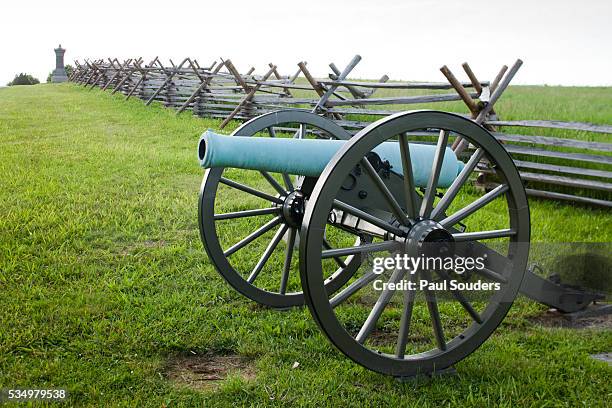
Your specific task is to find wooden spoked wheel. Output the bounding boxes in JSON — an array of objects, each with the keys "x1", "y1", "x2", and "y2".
[
  {"x1": 300, "y1": 110, "x2": 530, "y2": 376},
  {"x1": 199, "y1": 110, "x2": 366, "y2": 308}
]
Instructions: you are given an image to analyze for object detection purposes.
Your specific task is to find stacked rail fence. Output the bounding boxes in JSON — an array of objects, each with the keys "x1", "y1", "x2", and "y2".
[{"x1": 69, "y1": 56, "x2": 612, "y2": 207}]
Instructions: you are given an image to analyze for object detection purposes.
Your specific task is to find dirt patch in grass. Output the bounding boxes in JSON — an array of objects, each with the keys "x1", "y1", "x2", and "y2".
[
  {"x1": 119, "y1": 240, "x2": 167, "y2": 255},
  {"x1": 164, "y1": 352, "x2": 256, "y2": 391},
  {"x1": 529, "y1": 308, "x2": 612, "y2": 329},
  {"x1": 141, "y1": 239, "x2": 167, "y2": 248}
]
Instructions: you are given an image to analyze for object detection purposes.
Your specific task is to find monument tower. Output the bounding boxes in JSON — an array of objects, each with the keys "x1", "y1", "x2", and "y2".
[{"x1": 51, "y1": 44, "x2": 68, "y2": 83}]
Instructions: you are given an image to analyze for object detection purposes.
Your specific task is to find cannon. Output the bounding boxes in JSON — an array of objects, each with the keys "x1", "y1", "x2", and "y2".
[
  {"x1": 198, "y1": 130, "x2": 464, "y2": 183},
  {"x1": 198, "y1": 109, "x2": 599, "y2": 377}
]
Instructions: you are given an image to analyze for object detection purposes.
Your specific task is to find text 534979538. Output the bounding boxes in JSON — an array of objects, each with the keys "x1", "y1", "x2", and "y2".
[{"x1": 1, "y1": 388, "x2": 67, "y2": 401}]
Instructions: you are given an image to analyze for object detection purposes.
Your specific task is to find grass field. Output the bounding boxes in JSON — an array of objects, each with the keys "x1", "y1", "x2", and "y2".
[{"x1": 0, "y1": 84, "x2": 610, "y2": 406}]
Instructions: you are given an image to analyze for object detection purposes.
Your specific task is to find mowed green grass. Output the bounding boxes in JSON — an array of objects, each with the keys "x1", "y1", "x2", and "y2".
[{"x1": 0, "y1": 84, "x2": 611, "y2": 407}]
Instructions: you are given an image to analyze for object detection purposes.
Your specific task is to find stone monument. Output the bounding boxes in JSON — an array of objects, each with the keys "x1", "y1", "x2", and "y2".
[{"x1": 51, "y1": 44, "x2": 68, "y2": 83}]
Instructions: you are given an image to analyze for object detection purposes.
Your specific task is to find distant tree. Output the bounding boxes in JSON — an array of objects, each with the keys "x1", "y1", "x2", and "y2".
[
  {"x1": 7, "y1": 73, "x2": 40, "y2": 86},
  {"x1": 46, "y1": 64, "x2": 74, "y2": 83},
  {"x1": 66, "y1": 65, "x2": 75, "y2": 79}
]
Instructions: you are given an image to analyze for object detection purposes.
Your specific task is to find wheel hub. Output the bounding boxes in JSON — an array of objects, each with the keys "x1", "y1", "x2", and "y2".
[
  {"x1": 280, "y1": 190, "x2": 305, "y2": 228},
  {"x1": 404, "y1": 219, "x2": 454, "y2": 258}
]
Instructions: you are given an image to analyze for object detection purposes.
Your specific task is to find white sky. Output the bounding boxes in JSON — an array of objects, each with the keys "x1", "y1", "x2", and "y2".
[{"x1": 2, "y1": 0, "x2": 611, "y2": 86}]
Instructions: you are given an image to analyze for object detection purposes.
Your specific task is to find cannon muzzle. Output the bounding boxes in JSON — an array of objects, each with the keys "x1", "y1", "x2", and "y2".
[{"x1": 198, "y1": 130, "x2": 463, "y2": 188}]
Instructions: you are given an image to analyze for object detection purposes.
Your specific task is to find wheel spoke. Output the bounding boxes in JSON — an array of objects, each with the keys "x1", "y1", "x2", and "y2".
[
  {"x1": 279, "y1": 228, "x2": 296, "y2": 294},
  {"x1": 453, "y1": 244, "x2": 510, "y2": 284},
  {"x1": 220, "y1": 177, "x2": 283, "y2": 204},
  {"x1": 355, "y1": 267, "x2": 405, "y2": 344},
  {"x1": 452, "y1": 228, "x2": 516, "y2": 242},
  {"x1": 282, "y1": 173, "x2": 294, "y2": 192},
  {"x1": 224, "y1": 216, "x2": 282, "y2": 257},
  {"x1": 260, "y1": 171, "x2": 287, "y2": 195},
  {"x1": 267, "y1": 126, "x2": 294, "y2": 191},
  {"x1": 435, "y1": 269, "x2": 483, "y2": 323},
  {"x1": 399, "y1": 133, "x2": 418, "y2": 219},
  {"x1": 321, "y1": 240, "x2": 400, "y2": 259},
  {"x1": 475, "y1": 266, "x2": 509, "y2": 284},
  {"x1": 432, "y1": 148, "x2": 484, "y2": 220},
  {"x1": 247, "y1": 224, "x2": 288, "y2": 284},
  {"x1": 439, "y1": 184, "x2": 509, "y2": 228},
  {"x1": 453, "y1": 138, "x2": 470, "y2": 154},
  {"x1": 419, "y1": 130, "x2": 450, "y2": 218},
  {"x1": 361, "y1": 157, "x2": 409, "y2": 226},
  {"x1": 330, "y1": 268, "x2": 379, "y2": 308},
  {"x1": 422, "y1": 269, "x2": 447, "y2": 350},
  {"x1": 214, "y1": 207, "x2": 279, "y2": 220},
  {"x1": 395, "y1": 271, "x2": 418, "y2": 358},
  {"x1": 333, "y1": 199, "x2": 405, "y2": 237},
  {"x1": 322, "y1": 239, "x2": 347, "y2": 268}
]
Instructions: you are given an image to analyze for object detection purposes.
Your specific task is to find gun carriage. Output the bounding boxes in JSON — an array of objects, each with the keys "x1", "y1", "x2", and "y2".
[{"x1": 198, "y1": 109, "x2": 601, "y2": 377}]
